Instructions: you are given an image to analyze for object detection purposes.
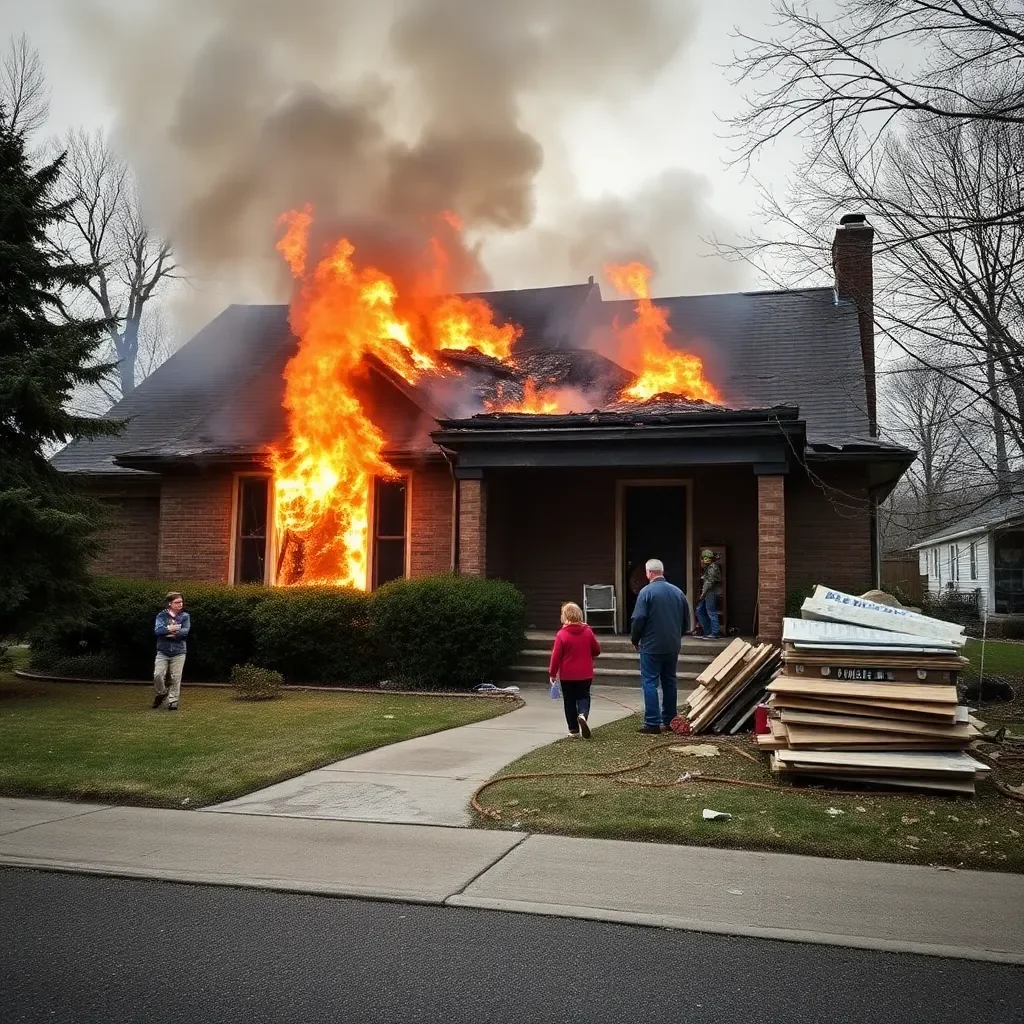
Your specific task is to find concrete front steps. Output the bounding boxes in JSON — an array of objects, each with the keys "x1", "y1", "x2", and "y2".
[{"x1": 505, "y1": 631, "x2": 733, "y2": 688}]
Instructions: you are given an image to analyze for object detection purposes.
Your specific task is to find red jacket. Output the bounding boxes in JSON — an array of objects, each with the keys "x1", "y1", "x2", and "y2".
[{"x1": 549, "y1": 623, "x2": 601, "y2": 682}]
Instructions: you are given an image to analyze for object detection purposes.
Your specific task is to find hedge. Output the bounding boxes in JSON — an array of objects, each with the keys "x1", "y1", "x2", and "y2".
[
  {"x1": 27, "y1": 573, "x2": 525, "y2": 688},
  {"x1": 252, "y1": 586, "x2": 372, "y2": 684},
  {"x1": 370, "y1": 574, "x2": 526, "y2": 688}
]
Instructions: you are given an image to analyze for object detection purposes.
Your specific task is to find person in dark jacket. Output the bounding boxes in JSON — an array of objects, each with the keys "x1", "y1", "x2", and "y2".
[
  {"x1": 153, "y1": 592, "x2": 190, "y2": 711},
  {"x1": 695, "y1": 548, "x2": 723, "y2": 639},
  {"x1": 548, "y1": 602, "x2": 601, "y2": 738},
  {"x1": 630, "y1": 559, "x2": 690, "y2": 734}
]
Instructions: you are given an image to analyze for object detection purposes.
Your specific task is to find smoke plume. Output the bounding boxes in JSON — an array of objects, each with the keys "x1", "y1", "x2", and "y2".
[{"x1": 63, "y1": 0, "x2": 710, "y2": 312}]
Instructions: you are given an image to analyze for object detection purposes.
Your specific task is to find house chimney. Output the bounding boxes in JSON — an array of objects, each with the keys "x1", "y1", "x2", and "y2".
[
  {"x1": 832, "y1": 213, "x2": 876, "y2": 435},
  {"x1": 588, "y1": 275, "x2": 595, "y2": 285}
]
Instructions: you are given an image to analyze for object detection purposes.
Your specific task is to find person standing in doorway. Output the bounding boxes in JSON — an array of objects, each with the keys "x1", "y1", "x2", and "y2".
[
  {"x1": 548, "y1": 602, "x2": 601, "y2": 738},
  {"x1": 695, "y1": 549, "x2": 723, "y2": 639},
  {"x1": 630, "y1": 559, "x2": 690, "y2": 734},
  {"x1": 153, "y1": 592, "x2": 190, "y2": 711}
]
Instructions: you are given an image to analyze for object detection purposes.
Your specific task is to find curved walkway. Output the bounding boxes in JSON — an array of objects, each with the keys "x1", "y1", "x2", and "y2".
[{"x1": 208, "y1": 687, "x2": 644, "y2": 827}]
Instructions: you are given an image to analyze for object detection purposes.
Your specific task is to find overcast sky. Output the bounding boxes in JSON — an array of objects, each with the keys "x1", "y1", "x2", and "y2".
[{"x1": 5, "y1": 0, "x2": 816, "y2": 304}]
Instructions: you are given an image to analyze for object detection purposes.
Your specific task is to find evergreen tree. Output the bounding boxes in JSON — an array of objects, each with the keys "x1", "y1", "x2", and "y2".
[{"x1": 0, "y1": 105, "x2": 121, "y2": 631}]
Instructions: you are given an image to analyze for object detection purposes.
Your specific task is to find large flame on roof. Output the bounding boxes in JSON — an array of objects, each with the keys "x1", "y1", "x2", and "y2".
[
  {"x1": 605, "y1": 262, "x2": 719, "y2": 404},
  {"x1": 271, "y1": 206, "x2": 518, "y2": 587}
]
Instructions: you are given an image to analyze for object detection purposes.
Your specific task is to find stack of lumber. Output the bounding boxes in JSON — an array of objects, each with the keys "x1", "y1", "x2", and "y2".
[
  {"x1": 686, "y1": 638, "x2": 782, "y2": 734},
  {"x1": 758, "y1": 587, "x2": 989, "y2": 794}
]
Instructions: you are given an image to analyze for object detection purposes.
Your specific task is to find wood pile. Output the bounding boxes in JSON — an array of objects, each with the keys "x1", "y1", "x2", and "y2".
[
  {"x1": 758, "y1": 586, "x2": 989, "y2": 795},
  {"x1": 686, "y1": 638, "x2": 782, "y2": 734}
]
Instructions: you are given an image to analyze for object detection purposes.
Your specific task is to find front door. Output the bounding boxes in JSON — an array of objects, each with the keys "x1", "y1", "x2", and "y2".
[{"x1": 623, "y1": 484, "x2": 688, "y2": 623}]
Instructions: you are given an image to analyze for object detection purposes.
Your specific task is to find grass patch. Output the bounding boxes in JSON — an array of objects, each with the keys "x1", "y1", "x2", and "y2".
[
  {"x1": 0, "y1": 675, "x2": 513, "y2": 808},
  {"x1": 965, "y1": 637, "x2": 1024, "y2": 681},
  {"x1": 474, "y1": 713, "x2": 1024, "y2": 873}
]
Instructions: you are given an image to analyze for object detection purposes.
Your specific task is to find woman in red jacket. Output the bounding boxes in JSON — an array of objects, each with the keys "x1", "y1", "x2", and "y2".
[{"x1": 549, "y1": 602, "x2": 601, "y2": 738}]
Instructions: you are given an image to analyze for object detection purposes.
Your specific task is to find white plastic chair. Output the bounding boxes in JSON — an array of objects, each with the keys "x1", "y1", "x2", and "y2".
[{"x1": 583, "y1": 584, "x2": 617, "y2": 633}]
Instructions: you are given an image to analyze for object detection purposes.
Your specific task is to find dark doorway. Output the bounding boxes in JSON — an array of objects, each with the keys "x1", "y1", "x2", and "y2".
[{"x1": 623, "y1": 484, "x2": 688, "y2": 621}]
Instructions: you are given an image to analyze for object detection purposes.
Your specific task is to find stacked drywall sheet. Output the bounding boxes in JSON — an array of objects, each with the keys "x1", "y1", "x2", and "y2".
[{"x1": 758, "y1": 589, "x2": 986, "y2": 794}]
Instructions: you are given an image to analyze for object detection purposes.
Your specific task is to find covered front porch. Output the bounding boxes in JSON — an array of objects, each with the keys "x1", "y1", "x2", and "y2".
[{"x1": 434, "y1": 406, "x2": 801, "y2": 641}]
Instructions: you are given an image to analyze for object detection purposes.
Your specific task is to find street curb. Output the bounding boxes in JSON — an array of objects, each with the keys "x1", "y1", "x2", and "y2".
[
  {"x1": 3, "y1": 854, "x2": 1021, "y2": 965},
  {"x1": 0, "y1": 857, "x2": 448, "y2": 907},
  {"x1": 443, "y1": 893, "x2": 1024, "y2": 965}
]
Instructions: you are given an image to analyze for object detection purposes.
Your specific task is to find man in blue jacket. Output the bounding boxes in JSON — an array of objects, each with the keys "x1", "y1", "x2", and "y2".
[
  {"x1": 153, "y1": 592, "x2": 190, "y2": 711},
  {"x1": 630, "y1": 558, "x2": 690, "y2": 734}
]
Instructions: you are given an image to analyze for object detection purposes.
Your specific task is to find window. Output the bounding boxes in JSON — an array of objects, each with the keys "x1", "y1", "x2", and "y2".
[
  {"x1": 234, "y1": 476, "x2": 270, "y2": 584},
  {"x1": 372, "y1": 478, "x2": 407, "y2": 588},
  {"x1": 969, "y1": 541, "x2": 978, "y2": 581},
  {"x1": 948, "y1": 544, "x2": 959, "y2": 582},
  {"x1": 933, "y1": 548, "x2": 940, "y2": 582}
]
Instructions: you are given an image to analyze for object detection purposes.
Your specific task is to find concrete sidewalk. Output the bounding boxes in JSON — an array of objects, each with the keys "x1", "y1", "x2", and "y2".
[
  {"x1": 209, "y1": 687, "x2": 642, "y2": 826},
  {"x1": 2, "y1": 796, "x2": 1023, "y2": 964}
]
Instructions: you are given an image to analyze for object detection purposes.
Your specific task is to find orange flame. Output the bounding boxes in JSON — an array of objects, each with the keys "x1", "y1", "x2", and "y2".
[
  {"x1": 605, "y1": 261, "x2": 719, "y2": 404},
  {"x1": 272, "y1": 206, "x2": 519, "y2": 587},
  {"x1": 485, "y1": 378, "x2": 561, "y2": 414}
]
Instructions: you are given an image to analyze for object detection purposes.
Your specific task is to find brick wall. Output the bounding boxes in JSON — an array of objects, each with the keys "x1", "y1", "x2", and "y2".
[
  {"x1": 87, "y1": 478, "x2": 161, "y2": 578},
  {"x1": 408, "y1": 460, "x2": 454, "y2": 576},
  {"x1": 458, "y1": 477, "x2": 487, "y2": 576},
  {"x1": 786, "y1": 464, "x2": 873, "y2": 598},
  {"x1": 757, "y1": 474, "x2": 786, "y2": 641},
  {"x1": 158, "y1": 472, "x2": 234, "y2": 582}
]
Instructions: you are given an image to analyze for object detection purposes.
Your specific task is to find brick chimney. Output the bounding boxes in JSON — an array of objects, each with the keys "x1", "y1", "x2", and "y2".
[{"x1": 832, "y1": 214, "x2": 876, "y2": 436}]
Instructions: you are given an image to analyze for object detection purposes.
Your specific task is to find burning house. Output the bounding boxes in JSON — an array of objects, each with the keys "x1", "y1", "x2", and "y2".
[{"x1": 52, "y1": 214, "x2": 914, "y2": 640}]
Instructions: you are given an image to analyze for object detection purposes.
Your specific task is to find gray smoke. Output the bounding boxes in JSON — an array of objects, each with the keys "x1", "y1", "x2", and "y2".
[{"x1": 63, "y1": 0, "x2": 702, "y2": 313}]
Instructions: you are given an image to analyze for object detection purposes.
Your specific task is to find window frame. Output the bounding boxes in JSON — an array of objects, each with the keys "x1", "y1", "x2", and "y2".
[
  {"x1": 369, "y1": 474, "x2": 411, "y2": 590},
  {"x1": 969, "y1": 540, "x2": 978, "y2": 581},
  {"x1": 948, "y1": 543, "x2": 959, "y2": 583},
  {"x1": 229, "y1": 473, "x2": 275, "y2": 585}
]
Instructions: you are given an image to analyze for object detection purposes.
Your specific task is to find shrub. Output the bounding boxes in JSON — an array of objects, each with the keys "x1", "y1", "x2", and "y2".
[
  {"x1": 30, "y1": 652, "x2": 121, "y2": 679},
  {"x1": 785, "y1": 585, "x2": 816, "y2": 619},
  {"x1": 369, "y1": 574, "x2": 525, "y2": 688},
  {"x1": 230, "y1": 663, "x2": 283, "y2": 701},
  {"x1": 252, "y1": 586, "x2": 372, "y2": 683},
  {"x1": 28, "y1": 577, "x2": 273, "y2": 681}
]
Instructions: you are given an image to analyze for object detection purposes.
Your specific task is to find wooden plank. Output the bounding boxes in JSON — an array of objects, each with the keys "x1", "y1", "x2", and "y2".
[
  {"x1": 777, "y1": 710, "x2": 972, "y2": 739},
  {"x1": 773, "y1": 749, "x2": 988, "y2": 774},
  {"x1": 695, "y1": 638, "x2": 748, "y2": 686},
  {"x1": 692, "y1": 646, "x2": 777, "y2": 731},
  {"x1": 710, "y1": 642, "x2": 752, "y2": 685},
  {"x1": 767, "y1": 695, "x2": 956, "y2": 722},
  {"x1": 782, "y1": 646, "x2": 968, "y2": 671},
  {"x1": 767, "y1": 678, "x2": 957, "y2": 704},
  {"x1": 770, "y1": 692, "x2": 954, "y2": 724},
  {"x1": 781, "y1": 724, "x2": 968, "y2": 750}
]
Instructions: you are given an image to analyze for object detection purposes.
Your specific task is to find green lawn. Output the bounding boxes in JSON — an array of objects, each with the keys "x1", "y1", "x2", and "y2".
[
  {"x1": 965, "y1": 637, "x2": 1024, "y2": 681},
  {"x1": 474, "y1": 714, "x2": 1024, "y2": 873},
  {"x1": 0, "y1": 675, "x2": 513, "y2": 808}
]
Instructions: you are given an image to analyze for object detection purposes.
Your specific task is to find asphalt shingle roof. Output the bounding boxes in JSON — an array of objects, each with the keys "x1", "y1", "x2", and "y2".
[
  {"x1": 911, "y1": 494, "x2": 1024, "y2": 548},
  {"x1": 51, "y1": 283, "x2": 879, "y2": 474}
]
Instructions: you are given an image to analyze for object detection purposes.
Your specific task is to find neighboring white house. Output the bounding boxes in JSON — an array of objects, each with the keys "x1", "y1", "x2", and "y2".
[{"x1": 910, "y1": 496, "x2": 1024, "y2": 616}]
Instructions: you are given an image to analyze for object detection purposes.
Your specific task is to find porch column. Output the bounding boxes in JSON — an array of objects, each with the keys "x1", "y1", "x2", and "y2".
[
  {"x1": 757, "y1": 472, "x2": 786, "y2": 642},
  {"x1": 458, "y1": 474, "x2": 487, "y2": 577}
]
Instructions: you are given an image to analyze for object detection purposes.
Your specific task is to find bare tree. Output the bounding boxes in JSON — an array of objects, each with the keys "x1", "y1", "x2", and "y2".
[
  {"x1": 0, "y1": 34, "x2": 48, "y2": 136},
  {"x1": 730, "y1": 2, "x2": 1024, "y2": 176},
  {"x1": 54, "y1": 129, "x2": 178, "y2": 398}
]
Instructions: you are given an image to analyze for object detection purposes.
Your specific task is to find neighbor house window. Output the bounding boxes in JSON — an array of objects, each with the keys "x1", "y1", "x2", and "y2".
[
  {"x1": 969, "y1": 541, "x2": 978, "y2": 581},
  {"x1": 372, "y1": 477, "x2": 407, "y2": 588},
  {"x1": 933, "y1": 548, "x2": 940, "y2": 583},
  {"x1": 234, "y1": 476, "x2": 270, "y2": 584},
  {"x1": 948, "y1": 544, "x2": 959, "y2": 582}
]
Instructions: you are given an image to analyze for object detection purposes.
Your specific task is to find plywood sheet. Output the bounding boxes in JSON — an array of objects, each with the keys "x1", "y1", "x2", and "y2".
[
  {"x1": 794, "y1": 772, "x2": 976, "y2": 795},
  {"x1": 778, "y1": 710, "x2": 971, "y2": 739},
  {"x1": 695, "y1": 638, "x2": 748, "y2": 686},
  {"x1": 773, "y1": 748, "x2": 988, "y2": 774},
  {"x1": 767, "y1": 678, "x2": 957, "y2": 704},
  {"x1": 767, "y1": 695, "x2": 956, "y2": 722}
]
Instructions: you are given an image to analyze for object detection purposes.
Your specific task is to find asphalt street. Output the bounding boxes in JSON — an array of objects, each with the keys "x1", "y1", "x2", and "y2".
[{"x1": 2, "y1": 869, "x2": 1021, "y2": 1024}]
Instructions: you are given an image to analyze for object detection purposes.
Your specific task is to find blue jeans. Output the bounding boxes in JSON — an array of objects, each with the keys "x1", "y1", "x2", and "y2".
[
  {"x1": 696, "y1": 591, "x2": 720, "y2": 637},
  {"x1": 639, "y1": 651, "x2": 678, "y2": 729}
]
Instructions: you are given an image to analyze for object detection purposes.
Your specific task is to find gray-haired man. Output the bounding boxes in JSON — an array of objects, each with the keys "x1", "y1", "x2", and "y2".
[
  {"x1": 630, "y1": 558, "x2": 690, "y2": 734},
  {"x1": 152, "y1": 592, "x2": 190, "y2": 711}
]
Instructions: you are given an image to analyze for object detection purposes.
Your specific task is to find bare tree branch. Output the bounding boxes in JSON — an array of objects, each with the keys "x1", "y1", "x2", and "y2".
[{"x1": 1, "y1": 34, "x2": 49, "y2": 136}]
